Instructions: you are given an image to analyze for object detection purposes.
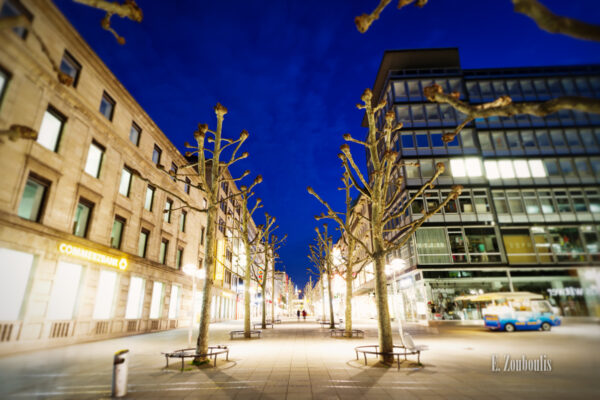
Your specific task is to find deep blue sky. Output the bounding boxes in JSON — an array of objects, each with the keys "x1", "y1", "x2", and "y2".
[{"x1": 54, "y1": 0, "x2": 600, "y2": 288}]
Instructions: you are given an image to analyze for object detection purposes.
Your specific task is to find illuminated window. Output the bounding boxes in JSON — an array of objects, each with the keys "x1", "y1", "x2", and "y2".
[
  {"x1": 92, "y1": 270, "x2": 117, "y2": 319},
  {"x1": 125, "y1": 276, "x2": 145, "y2": 319},
  {"x1": 168, "y1": 285, "x2": 180, "y2": 319},
  {"x1": 149, "y1": 281, "x2": 164, "y2": 319},
  {"x1": 118, "y1": 166, "x2": 132, "y2": 197},
  {"x1": 498, "y1": 160, "x2": 515, "y2": 179},
  {"x1": 99, "y1": 91, "x2": 115, "y2": 121},
  {"x1": 450, "y1": 159, "x2": 466, "y2": 177},
  {"x1": 144, "y1": 185, "x2": 155, "y2": 211},
  {"x1": 59, "y1": 50, "x2": 81, "y2": 87},
  {"x1": 129, "y1": 122, "x2": 141, "y2": 146},
  {"x1": 47, "y1": 262, "x2": 82, "y2": 320},
  {"x1": 37, "y1": 108, "x2": 65, "y2": 152},
  {"x1": 0, "y1": 248, "x2": 34, "y2": 320},
  {"x1": 484, "y1": 160, "x2": 500, "y2": 180},
  {"x1": 465, "y1": 157, "x2": 482, "y2": 177},
  {"x1": 18, "y1": 175, "x2": 49, "y2": 222},
  {"x1": 84, "y1": 141, "x2": 104, "y2": 178},
  {"x1": 513, "y1": 160, "x2": 530, "y2": 178},
  {"x1": 528, "y1": 160, "x2": 546, "y2": 178}
]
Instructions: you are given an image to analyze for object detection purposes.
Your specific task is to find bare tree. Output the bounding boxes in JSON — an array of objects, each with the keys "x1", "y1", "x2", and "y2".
[
  {"x1": 73, "y1": 0, "x2": 143, "y2": 44},
  {"x1": 182, "y1": 103, "x2": 257, "y2": 363},
  {"x1": 309, "y1": 89, "x2": 461, "y2": 363},
  {"x1": 308, "y1": 224, "x2": 337, "y2": 329}
]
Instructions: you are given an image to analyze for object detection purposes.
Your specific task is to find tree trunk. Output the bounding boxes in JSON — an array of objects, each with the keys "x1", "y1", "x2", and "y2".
[
  {"x1": 271, "y1": 264, "x2": 275, "y2": 323},
  {"x1": 261, "y1": 284, "x2": 266, "y2": 328},
  {"x1": 196, "y1": 206, "x2": 218, "y2": 361},
  {"x1": 345, "y1": 264, "x2": 353, "y2": 336},
  {"x1": 326, "y1": 270, "x2": 335, "y2": 329},
  {"x1": 373, "y1": 253, "x2": 394, "y2": 364},
  {"x1": 320, "y1": 276, "x2": 326, "y2": 320},
  {"x1": 243, "y1": 239, "x2": 252, "y2": 338}
]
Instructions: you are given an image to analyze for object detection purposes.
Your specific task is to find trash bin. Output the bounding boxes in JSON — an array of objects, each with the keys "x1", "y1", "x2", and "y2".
[{"x1": 112, "y1": 349, "x2": 129, "y2": 397}]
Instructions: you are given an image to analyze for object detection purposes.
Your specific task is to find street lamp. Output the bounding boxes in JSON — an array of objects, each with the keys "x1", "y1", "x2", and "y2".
[
  {"x1": 386, "y1": 258, "x2": 406, "y2": 339},
  {"x1": 183, "y1": 264, "x2": 206, "y2": 347}
]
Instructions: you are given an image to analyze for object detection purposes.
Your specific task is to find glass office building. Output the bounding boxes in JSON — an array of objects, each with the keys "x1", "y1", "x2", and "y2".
[{"x1": 368, "y1": 49, "x2": 600, "y2": 321}]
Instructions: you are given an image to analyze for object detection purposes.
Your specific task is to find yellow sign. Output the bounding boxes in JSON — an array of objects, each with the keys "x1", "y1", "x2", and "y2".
[{"x1": 59, "y1": 243, "x2": 127, "y2": 270}]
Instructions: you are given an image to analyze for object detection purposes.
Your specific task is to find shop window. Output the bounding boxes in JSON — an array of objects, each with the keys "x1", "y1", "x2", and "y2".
[
  {"x1": 37, "y1": 107, "x2": 66, "y2": 152},
  {"x1": 99, "y1": 91, "x2": 115, "y2": 121},
  {"x1": 548, "y1": 227, "x2": 585, "y2": 262},
  {"x1": 125, "y1": 276, "x2": 145, "y2": 319},
  {"x1": 59, "y1": 50, "x2": 81, "y2": 87},
  {"x1": 144, "y1": 185, "x2": 155, "y2": 211},
  {"x1": 415, "y1": 228, "x2": 451, "y2": 264},
  {"x1": 582, "y1": 227, "x2": 600, "y2": 261},
  {"x1": 110, "y1": 216, "x2": 125, "y2": 249},
  {"x1": 138, "y1": 229, "x2": 149, "y2": 258},
  {"x1": 84, "y1": 141, "x2": 104, "y2": 178},
  {"x1": 502, "y1": 229, "x2": 537, "y2": 263},
  {"x1": 92, "y1": 270, "x2": 117, "y2": 319},
  {"x1": 46, "y1": 262, "x2": 82, "y2": 320},
  {"x1": 164, "y1": 199, "x2": 173, "y2": 223},
  {"x1": 0, "y1": 248, "x2": 34, "y2": 320},
  {"x1": 465, "y1": 227, "x2": 501, "y2": 262},
  {"x1": 18, "y1": 175, "x2": 49, "y2": 222},
  {"x1": 129, "y1": 122, "x2": 141, "y2": 146},
  {"x1": 72, "y1": 198, "x2": 93, "y2": 238},
  {"x1": 149, "y1": 281, "x2": 164, "y2": 319},
  {"x1": 0, "y1": 0, "x2": 32, "y2": 38},
  {"x1": 179, "y1": 210, "x2": 187, "y2": 232},
  {"x1": 118, "y1": 166, "x2": 132, "y2": 197},
  {"x1": 159, "y1": 239, "x2": 169, "y2": 264}
]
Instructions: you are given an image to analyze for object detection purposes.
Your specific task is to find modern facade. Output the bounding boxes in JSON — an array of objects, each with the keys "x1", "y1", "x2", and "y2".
[
  {"x1": 357, "y1": 48, "x2": 600, "y2": 321},
  {"x1": 0, "y1": 0, "x2": 265, "y2": 354}
]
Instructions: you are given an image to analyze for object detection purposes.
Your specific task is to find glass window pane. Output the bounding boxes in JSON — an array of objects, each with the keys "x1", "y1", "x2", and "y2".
[
  {"x1": 18, "y1": 178, "x2": 47, "y2": 221},
  {"x1": 549, "y1": 227, "x2": 585, "y2": 262},
  {"x1": 93, "y1": 270, "x2": 117, "y2": 319},
  {"x1": 479, "y1": 132, "x2": 493, "y2": 152},
  {"x1": 536, "y1": 130, "x2": 551, "y2": 147},
  {"x1": 459, "y1": 193, "x2": 473, "y2": 213},
  {"x1": 513, "y1": 160, "x2": 531, "y2": 178},
  {"x1": 401, "y1": 133, "x2": 414, "y2": 148},
  {"x1": 420, "y1": 159, "x2": 434, "y2": 177},
  {"x1": 37, "y1": 110, "x2": 63, "y2": 152},
  {"x1": 448, "y1": 231, "x2": 467, "y2": 263},
  {"x1": 550, "y1": 129, "x2": 566, "y2": 147},
  {"x1": 129, "y1": 123, "x2": 141, "y2": 146},
  {"x1": 461, "y1": 130, "x2": 475, "y2": 148},
  {"x1": 521, "y1": 130, "x2": 536, "y2": 148},
  {"x1": 484, "y1": 160, "x2": 500, "y2": 180},
  {"x1": 450, "y1": 159, "x2": 466, "y2": 177},
  {"x1": 503, "y1": 229, "x2": 536, "y2": 263},
  {"x1": 540, "y1": 198, "x2": 555, "y2": 214},
  {"x1": 73, "y1": 201, "x2": 91, "y2": 238},
  {"x1": 168, "y1": 285, "x2": 180, "y2": 319},
  {"x1": 575, "y1": 158, "x2": 591, "y2": 177},
  {"x1": 465, "y1": 228, "x2": 500, "y2": 262},
  {"x1": 507, "y1": 191, "x2": 524, "y2": 213},
  {"x1": 506, "y1": 131, "x2": 520, "y2": 149},
  {"x1": 138, "y1": 230, "x2": 148, "y2": 257},
  {"x1": 411, "y1": 105, "x2": 426, "y2": 125},
  {"x1": 559, "y1": 159, "x2": 576, "y2": 177},
  {"x1": 144, "y1": 186, "x2": 154, "y2": 211},
  {"x1": 47, "y1": 262, "x2": 82, "y2": 320},
  {"x1": 498, "y1": 160, "x2": 515, "y2": 179},
  {"x1": 431, "y1": 133, "x2": 444, "y2": 147},
  {"x1": 407, "y1": 80, "x2": 421, "y2": 100},
  {"x1": 543, "y1": 160, "x2": 560, "y2": 177},
  {"x1": 118, "y1": 167, "x2": 132, "y2": 196},
  {"x1": 416, "y1": 134, "x2": 429, "y2": 148},
  {"x1": 84, "y1": 142, "x2": 103, "y2": 178},
  {"x1": 125, "y1": 276, "x2": 145, "y2": 319},
  {"x1": 0, "y1": 248, "x2": 34, "y2": 320},
  {"x1": 528, "y1": 160, "x2": 546, "y2": 178},
  {"x1": 179, "y1": 211, "x2": 186, "y2": 232},
  {"x1": 415, "y1": 228, "x2": 451, "y2": 264},
  {"x1": 111, "y1": 218, "x2": 124, "y2": 249},
  {"x1": 465, "y1": 157, "x2": 482, "y2": 177},
  {"x1": 491, "y1": 131, "x2": 507, "y2": 150},
  {"x1": 149, "y1": 281, "x2": 164, "y2": 319}
]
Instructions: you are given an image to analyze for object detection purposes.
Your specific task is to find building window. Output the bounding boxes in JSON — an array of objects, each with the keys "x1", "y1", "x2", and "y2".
[
  {"x1": 176, "y1": 248, "x2": 183, "y2": 269},
  {"x1": 118, "y1": 166, "x2": 132, "y2": 197},
  {"x1": 0, "y1": 248, "x2": 34, "y2": 320},
  {"x1": 84, "y1": 141, "x2": 104, "y2": 178},
  {"x1": 59, "y1": 50, "x2": 81, "y2": 87},
  {"x1": 184, "y1": 177, "x2": 191, "y2": 194},
  {"x1": 125, "y1": 276, "x2": 145, "y2": 319},
  {"x1": 200, "y1": 226, "x2": 205, "y2": 244},
  {"x1": 99, "y1": 91, "x2": 115, "y2": 121},
  {"x1": 110, "y1": 216, "x2": 126, "y2": 249},
  {"x1": 548, "y1": 227, "x2": 585, "y2": 262},
  {"x1": 502, "y1": 229, "x2": 537, "y2": 264},
  {"x1": 448, "y1": 229, "x2": 467, "y2": 263},
  {"x1": 138, "y1": 229, "x2": 150, "y2": 258},
  {"x1": 36, "y1": 107, "x2": 66, "y2": 152},
  {"x1": 149, "y1": 281, "x2": 164, "y2": 319},
  {"x1": 18, "y1": 175, "x2": 49, "y2": 222},
  {"x1": 46, "y1": 262, "x2": 82, "y2": 320},
  {"x1": 415, "y1": 228, "x2": 451, "y2": 264},
  {"x1": 144, "y1": 185, "x2": 155, "y2": 211},
  {"x1": 159, "y1": 239, "x2": 169, "y2": 264},
  {"x1": 0, "y1": 0, "x2": 32, "y2": 39},
  {"x1": 72, "y1": 198, "x2": 93, "y2": 238},
  {"x1": 0, "y1": 66, "x2": 9, "y2": 107},
  {"x1": 129, "y1": 122, "x2": 141, "y2": 146},
  {"x1": 152, "y1": 144, "x2": 162, "y2": 165},
  {"x1": 168, "y1": 285, "x2": 180, "y2": 319},
  {"x1": 164, "y1": 199, "x2": 172, "y2": 223},
  {"x1": 465, "y1": 228, "x2": 501, "y2": 262},
  {"x1": 218, "y1": 218, "x2": 225, "y2": 234},
  {"x1": 179, "y1": 211, "x2": 187, "y2": 232},
  {"x1": 93, "y1": 269, "x2": 117, "y2": 319},
  {"x1": 170, "y1": 162, "x2": 178, "y2": 182}
]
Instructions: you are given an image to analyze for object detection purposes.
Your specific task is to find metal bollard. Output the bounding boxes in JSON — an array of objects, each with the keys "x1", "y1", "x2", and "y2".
[{"x1": 112, "y1": 349, "x2": 129, "y2": 398}]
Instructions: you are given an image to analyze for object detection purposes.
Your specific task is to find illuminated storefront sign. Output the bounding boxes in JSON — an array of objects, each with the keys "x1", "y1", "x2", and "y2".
[{"x1": 59, "y1": 243, "x2": 127, "y2": 270}]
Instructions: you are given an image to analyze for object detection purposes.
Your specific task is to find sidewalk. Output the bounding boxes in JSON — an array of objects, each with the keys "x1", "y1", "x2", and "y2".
[{"x1": 0, "y1": 318, "x2": 598, "y2": 399}]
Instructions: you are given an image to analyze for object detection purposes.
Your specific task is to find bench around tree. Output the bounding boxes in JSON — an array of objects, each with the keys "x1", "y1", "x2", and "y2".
[
  {"x1": 162, "y1": 346, "x2": 229, "y2": 371},
  {"x1": 229, "y1": 330, "x2": 261, "y2": 339}
]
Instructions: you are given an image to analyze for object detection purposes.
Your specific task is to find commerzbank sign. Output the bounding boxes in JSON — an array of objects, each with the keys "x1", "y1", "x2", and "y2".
[{"x1": 59, "y1": 243, "x2": 128, "y2": 270}]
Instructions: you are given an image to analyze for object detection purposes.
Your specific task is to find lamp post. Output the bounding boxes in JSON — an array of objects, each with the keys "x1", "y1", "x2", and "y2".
[
  {"x1": 183, "y1": 264, "x2": 206, "y2": 347},
  {"x1": 386, "y1": 258, "x2": 406, "y2": 339}
]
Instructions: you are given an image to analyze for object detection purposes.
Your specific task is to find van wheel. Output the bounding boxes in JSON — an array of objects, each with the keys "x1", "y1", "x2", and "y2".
[
  {"x1": 541, "y1": 322, "x2": 551, "y2": 331},
  {"x1": 504, "y1": 323, "x2": 515, "y2": 332}
]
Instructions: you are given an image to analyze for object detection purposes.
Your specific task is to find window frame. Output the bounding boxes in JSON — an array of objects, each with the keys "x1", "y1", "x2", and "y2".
[
  {"x1": 84, "y1": 140, "x2": 105, "y2": 179},
  {"x1": 36, "y1": 106, "x2": 67, "y2": 153},
  {"x1": 72, "y1": 197, "x2": 94, "y2": 238},
  {"x1": 129, "y1": 122, "x2": 141, "y2": 147},
  {"x1": 18, "y1": 173, "x2": 50, "y2": 222},
  {"x1": 59, "y1": 50, "x2": 82, "y2": 88},
  {"x1": 99, "y1": 91, "x2": 116, "y2": 121},
  {"x1": 110, "y1": 215, "x2": 126, "y2": 249}
]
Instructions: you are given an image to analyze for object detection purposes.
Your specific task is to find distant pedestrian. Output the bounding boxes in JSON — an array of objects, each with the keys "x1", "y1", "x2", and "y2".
[
  {"x1": 302, "y1": 310, "x2": 307, "y2": 321},
  {"x1": 297, "y1": 310, "x2": 300, "y2": 320}
]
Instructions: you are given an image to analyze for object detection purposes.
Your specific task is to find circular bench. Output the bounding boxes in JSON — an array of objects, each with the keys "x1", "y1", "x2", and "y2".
[
  {"x1": 330, "y1": 328, "x2": 364, "y2": 338},
  {"x1": 162, "y1": 345, "x2": 229, "y2": 371},
  {"x1": 354, "y1": 344, "x2": 419, "y2": 370}
]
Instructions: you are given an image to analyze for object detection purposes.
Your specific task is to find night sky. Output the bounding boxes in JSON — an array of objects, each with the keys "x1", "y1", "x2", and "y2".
[{"x1": 54, "y1": 0, "x2": 600, "y2": 288}]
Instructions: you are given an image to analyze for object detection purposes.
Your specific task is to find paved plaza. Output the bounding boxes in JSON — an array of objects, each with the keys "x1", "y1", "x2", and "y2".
[{"x1": 0, "y1": 318, "x2": 599, "y2": 399}]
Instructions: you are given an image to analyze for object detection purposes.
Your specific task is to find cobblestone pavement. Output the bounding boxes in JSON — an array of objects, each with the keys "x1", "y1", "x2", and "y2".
[{"x1": 0, "y1": 318, "x2": 599, "y2": 399}]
